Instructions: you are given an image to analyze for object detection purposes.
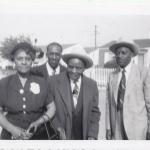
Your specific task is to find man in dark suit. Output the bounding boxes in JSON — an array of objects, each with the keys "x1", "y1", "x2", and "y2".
[
  {"x1": 31, "y1": 42, "x2": 66, "y2": 78},
  {"x1": 50, "y1": 44, "x2": 100, "y2": 140}
]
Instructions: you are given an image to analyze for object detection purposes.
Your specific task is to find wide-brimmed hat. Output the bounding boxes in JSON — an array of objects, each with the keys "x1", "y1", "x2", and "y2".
[
  {"x1": 62, "y1": 44, "x2": 93, "y2": 69},
  {"x1": 11, "y1": 42, "x2": 36, "y2": 60},
  {"x1": 109, "y1": 41, "x2": 139, "y2": 57}
]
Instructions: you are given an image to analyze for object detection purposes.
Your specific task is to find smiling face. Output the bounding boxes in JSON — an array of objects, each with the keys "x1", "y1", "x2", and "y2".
[
  {"x1": 46, "y1": 44, "x2": 62, "y2": 69},
  {"x1": 67, "y1": 58, "x2": 85, "y2": 81},
  {"x1": 115, "y1": 46, "x2": 133, "y2": 68},
  {"x1": 14, "y1": 49, "x2": 32, "y2": 75}
]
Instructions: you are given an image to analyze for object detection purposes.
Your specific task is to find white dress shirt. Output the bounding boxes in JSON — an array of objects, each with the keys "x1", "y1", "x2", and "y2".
[
  {"x1": 46, "y1": 62, "x2": 60, "y2": 76},
  {"x1": 117, "y1": 59, "x2": 133, "y2": 90},
  {"x1": 70, "y1": 77, "x2": 81, "y2": 108},
  {"x1": 115, "y1": 59, "x2": 133, "y2": 139}
]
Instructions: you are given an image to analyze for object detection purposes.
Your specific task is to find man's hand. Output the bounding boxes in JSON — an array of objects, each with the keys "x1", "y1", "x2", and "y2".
[
  {"x1": 106, "y1": 129, "x2": 112, "y2": 140},
  {"x1": 57, "y1": 127, "x2": 66, "y2": 140}
]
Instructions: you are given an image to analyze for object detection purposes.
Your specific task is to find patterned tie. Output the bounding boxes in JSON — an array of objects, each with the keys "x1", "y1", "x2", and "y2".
[
  {"x1": 117, "y1": 68, "x2": 126, "y2": 111},
  {"x1": 72, "y1": 81, "x2": 79, "y2": 108},
  {"x1": 117, "y1": 68, "x2": 128, "y2": 140}
]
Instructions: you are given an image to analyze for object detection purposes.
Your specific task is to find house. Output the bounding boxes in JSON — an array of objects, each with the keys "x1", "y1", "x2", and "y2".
[{"x1": 134, "y1": 39, "x2": 150, "y2": 67}]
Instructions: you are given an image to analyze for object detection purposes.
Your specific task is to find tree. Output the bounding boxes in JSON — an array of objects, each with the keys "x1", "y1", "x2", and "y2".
[{"x1": 0, "y1": 35, "x2": 32, "y2": 60}]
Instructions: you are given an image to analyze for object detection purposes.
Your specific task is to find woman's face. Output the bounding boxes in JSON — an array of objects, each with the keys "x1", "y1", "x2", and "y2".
[{"x1": 14, "y1": 49, "x2": 33, "y2": 75}]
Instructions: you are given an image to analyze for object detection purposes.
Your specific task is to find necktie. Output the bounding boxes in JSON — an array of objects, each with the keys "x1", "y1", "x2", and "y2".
[
  {"x1": 117, "y1": 68, "x2": 126, "y2": 111},
  {"x1": 72, "y1": 81, "x2": 79, "y2": 108},
  {"x1": 117, "y1": 68, "x2": 128, "y2": 140}
]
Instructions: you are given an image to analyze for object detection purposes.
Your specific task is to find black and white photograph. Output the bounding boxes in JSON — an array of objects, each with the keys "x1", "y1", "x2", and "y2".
[{"x1": 0, "y1": 0, "x2": 150, "y2": 149}]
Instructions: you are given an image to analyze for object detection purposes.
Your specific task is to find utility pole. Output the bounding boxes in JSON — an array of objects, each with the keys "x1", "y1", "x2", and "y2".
[{"x1": 94, "y1": 25, "x2": 97, "y2": 49}]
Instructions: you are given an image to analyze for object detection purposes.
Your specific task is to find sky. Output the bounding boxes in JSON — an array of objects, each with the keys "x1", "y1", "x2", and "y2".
[{"x1": 0, "y1": 0, "x2": 150, "y2": 47}]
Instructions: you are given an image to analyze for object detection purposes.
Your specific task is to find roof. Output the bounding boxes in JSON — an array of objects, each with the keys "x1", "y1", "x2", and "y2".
[
  {"x1": 100, "y1": 41, "x2": 117, "y2": 48},
  {"x1": 134, "y1": 39, "x2": 150, "y2": 48},
  {"x1": 101, "y1": 39, "x2": 150, "y2": 49}
]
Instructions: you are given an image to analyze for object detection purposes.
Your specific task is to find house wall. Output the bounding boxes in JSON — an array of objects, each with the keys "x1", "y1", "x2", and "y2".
[
  {"x1": 88, "y1": 48, "x2": 100, "y2": 66},
  {"x1": 104, "y1": 51, "x2": 114, "y2": 64},
  {"x1": 144, "y1": 48, "x2": 150, "y2": 67}
]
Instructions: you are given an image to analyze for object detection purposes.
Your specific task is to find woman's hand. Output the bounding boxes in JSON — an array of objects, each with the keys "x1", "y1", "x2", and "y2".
[
  {"x1": 11, "y1": 126, "x2": 30, "y2": 140},
  {"x1": 27, "y1": 120, "x2": 41, "y2": 135}
]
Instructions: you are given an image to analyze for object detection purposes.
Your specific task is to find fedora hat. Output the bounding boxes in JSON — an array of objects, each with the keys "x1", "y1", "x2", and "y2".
[
  {"x1": 109, "y1": 41, "x2": 139, "y2": 57},
  {"x1": 62, "y1": 44, "x2": 93, "y2": 69}
]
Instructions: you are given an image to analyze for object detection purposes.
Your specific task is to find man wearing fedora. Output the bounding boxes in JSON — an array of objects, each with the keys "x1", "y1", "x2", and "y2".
[
  {"x1": 106, "y1": 41, "x2": 150, "y2": 140},
  {"x1": 49, "y1": 44, "x2": 100, "y2": 140}
]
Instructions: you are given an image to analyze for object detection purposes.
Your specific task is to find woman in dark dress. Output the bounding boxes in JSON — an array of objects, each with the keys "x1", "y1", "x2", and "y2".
[{"x1": 0, "y1": 42, "x2": 56, "y2": 139}]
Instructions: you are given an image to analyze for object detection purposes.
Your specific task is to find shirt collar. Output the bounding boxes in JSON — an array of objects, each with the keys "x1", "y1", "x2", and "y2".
[
  {"x1": 119, "y1": 59, "x2": 133, "y2": 73},
  {"x1": 70, "y1": 76, "x2": 81, "y2": 84},
  {"x1": 46, "y1": 62, "x2": 60, "y2": 76}
]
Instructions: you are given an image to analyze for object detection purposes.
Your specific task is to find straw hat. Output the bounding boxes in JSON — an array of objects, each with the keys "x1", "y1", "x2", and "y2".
[
  {"x1": 109, "y1": 41, "x2": 139, "y2": 57},
  {"x1": 62, "y1": 44, "x2": 93, "y2": 69}
]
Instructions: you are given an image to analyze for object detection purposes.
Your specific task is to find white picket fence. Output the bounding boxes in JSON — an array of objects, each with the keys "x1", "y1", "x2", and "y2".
[{"x1": 85, "y1": 67, "x2": 115, "y2": 88}]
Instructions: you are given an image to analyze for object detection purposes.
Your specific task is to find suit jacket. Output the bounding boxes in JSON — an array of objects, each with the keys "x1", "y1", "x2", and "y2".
[
  {"x1": 106, "y1": 64, "x2": 150, "y2": 139},
  {"x1": 31, "y1": 63, "x2": 66, "y2": 79},
  {"x1": 49, "y1": 72, "x2": 100, "y2": 139}
]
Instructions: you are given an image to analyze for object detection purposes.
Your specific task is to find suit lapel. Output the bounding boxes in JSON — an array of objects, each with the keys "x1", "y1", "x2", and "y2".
[
  {"x1": 82, "y1": 76, "x2": 90, "y2": 116},
  {"x1": 60, "y1": 64, "x2": 66, "y2": 73},
  {"x1": 43, "y1": 64, "x2": 49, "y2": 78},
  {"x1": 112, "y1": 69, "x2": 120, "y2": 104},
  {"x1": 112, "y1": 64, "x2": 136, "y2": 104},
  {"x1": 57, "y1": 73, "x2": 72, "y2": 118},
  {"x1": 82, "y1": 76, "x2": 91, "y2": 138},
  {"x1": 124, "y1": 64, "x2": 136, "y2": 101}
]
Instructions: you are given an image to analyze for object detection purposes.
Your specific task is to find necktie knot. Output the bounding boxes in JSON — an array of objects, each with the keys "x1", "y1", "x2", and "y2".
[
  {"x1": 122, "y1": 68, "x2": 126, "y2": 74},
  {"x1": 72, "y1": 81, "x2": 79, "y2": 95}
]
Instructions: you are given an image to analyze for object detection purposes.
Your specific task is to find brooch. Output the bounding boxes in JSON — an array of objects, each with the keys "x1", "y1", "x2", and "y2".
[{"x1": 30, "y1": 82, "x2": 40, "y2": 94}]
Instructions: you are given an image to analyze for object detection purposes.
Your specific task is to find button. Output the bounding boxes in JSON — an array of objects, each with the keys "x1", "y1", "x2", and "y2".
[
  {"x1": 23, "y1": 97, "x2": 26, "y2": 101},
  {"x1": 20, "y1": 89, "x2": 24, "y2": 94},
  {"x1": 23, "y1": 105, "x2": 26, "y2": 109},
  {"x1": 23, "y1": 111, "x2": 26, "y2": 114}
]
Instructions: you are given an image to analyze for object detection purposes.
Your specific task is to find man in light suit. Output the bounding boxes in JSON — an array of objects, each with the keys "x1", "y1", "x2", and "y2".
[
  {"x1": 31, "y1": 42, "x2": 66, "y2": 79},
  {"x1": 106, "y1": 41, "x2": 150, "y2": 140},
  {"x1": 50, "y1": 44, "x2": 100, "y2": 140}
]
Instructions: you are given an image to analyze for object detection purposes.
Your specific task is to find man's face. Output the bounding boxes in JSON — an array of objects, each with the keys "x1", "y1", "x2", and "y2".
[
  {"x1": 46, "y1": 45, "x2": 62, "y2": 69},
  {"x1": 67, "y1": 58, "x2": 85, "y2": 81},
  {"x1": 115, "y1": 47, "x2": 133, "y2": 68},
  {"x1": 14, "y1": 49, "x2": 32, "y2": 75}
]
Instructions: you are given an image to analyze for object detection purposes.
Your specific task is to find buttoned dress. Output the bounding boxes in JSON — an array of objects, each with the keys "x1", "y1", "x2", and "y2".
[{"x1": 0, "y1": 73, "x2": 52, "y2": 139}]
